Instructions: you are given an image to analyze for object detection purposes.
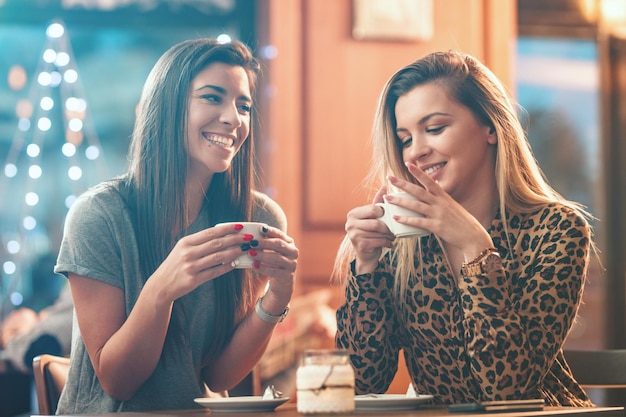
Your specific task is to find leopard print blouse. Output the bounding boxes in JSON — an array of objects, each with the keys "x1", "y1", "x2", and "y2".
[{"x1": 336, "y1": 203, "x2": 594, "y2": 406}]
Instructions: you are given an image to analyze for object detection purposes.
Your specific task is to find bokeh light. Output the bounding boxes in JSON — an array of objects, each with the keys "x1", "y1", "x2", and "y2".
[
  {"x1": 38, "y1": 71, "x2": 51, "y2": 86},
  {"x1": 29, "y1": 164, "x2": 42, "y2": 179},
  {"x1": 46, "y1": 22, "x2": 65, "y2": 38},
  {"x1": 17, "y1": 118, "x2": 31, "y2": 131},
  {"x1": 68, "y1": 165, "x2": 82, "y2": 180},
  {"x1": 7, "y1": 65, "x2": 27, "y2": 90},
  {"x1": 23, "y1": 216, "x2": 37, "y2": 230},
  {"x1": 16, "y1": 99, "x2": 33, "y2": 119},
  {"x1": 65, "y1": 129, "x2": 83, "y2": 145},
  {"x1": 62, "y1": 142, "x2": 76, "y2": 157},
  {"x1": 66, "y1": 97, "x2": 86, "y2": 112},
  {"x1": 3, "y1": 261, "x2": 16, "y2": 274},
  {"x1": 65, "y1": 194, "x2": 77, "y2": 208},
  {"x1": 40, "y1": 96, "x2": 54, "y2": 111},
  {"x1": 216, "y1": 33, "x2": 232, "y2": 44},
  {"x1": 6, "y1": 240, "x2": 20, "y2": 254},
  {"x1": 43, "y1": 48, "x2": 56, "y2": 63},
  {"x1": 85, "y1": 145, "x2": 100, "y2": 160},
  {"x1": 25, "y1": 192, "x2": 39, "y2": 206},
  {"x1": 4, "y1": 163, "x2": 17, "y2": 178},
  {"x1": 37, "y1": 117, "x2": 52, "y2": 131},
  {"x1": 50, "y1": 71, "x2": 62, "y2": 87},
  {"x1": 64, "y1": 69, "x2": 78, "y2": 83},
  {"x1": 56, "y1": 51, "x2": 70, "y2": 66},
  {"x1": 68, "y1": 118, "x2": 83, "y2": 132},
  {"x1": 10, "y1": 292, "x2": 24, "y2": 306},
  {"x1": 26, "y1": 143, "x2": 40, "y2": 157}
]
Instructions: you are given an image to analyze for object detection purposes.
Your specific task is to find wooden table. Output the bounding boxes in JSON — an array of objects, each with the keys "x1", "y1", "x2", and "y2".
[{"x1": 50, "y1": 403, "x2": 625, "y2": 417}]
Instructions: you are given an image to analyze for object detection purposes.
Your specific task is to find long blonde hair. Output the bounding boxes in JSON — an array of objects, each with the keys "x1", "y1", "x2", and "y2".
[{"x1": 332, "y1": 50, "x2": 592, "y2": 296}]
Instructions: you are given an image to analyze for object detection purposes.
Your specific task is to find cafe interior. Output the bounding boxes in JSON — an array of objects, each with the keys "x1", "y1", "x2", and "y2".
[{"x1": 1, "y1": 0, "x2": 626, "y2": 415}]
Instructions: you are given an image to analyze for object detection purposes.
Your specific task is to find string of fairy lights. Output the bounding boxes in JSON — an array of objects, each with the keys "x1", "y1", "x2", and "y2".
[
  {"x1": 1, "y1": 20, "x2": 107, "y2": 313},
  {"x1": 0, "y1": 13, "x2": 257, "y2": 316}
]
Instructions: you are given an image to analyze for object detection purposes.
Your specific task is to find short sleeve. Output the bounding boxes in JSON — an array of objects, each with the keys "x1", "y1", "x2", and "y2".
[{"x1": 54, "y1": 185, "x2": 135, "y2": 289}]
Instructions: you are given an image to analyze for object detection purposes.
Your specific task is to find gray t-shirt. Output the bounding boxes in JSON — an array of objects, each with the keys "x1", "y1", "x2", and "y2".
[{"x1": 54, "y1": 181, "x2": 286, "y2": 413}]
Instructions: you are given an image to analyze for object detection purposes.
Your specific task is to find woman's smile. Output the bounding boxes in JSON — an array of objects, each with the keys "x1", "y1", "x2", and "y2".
[
  {"x1": 203, "y1": 133, "x2": 235, "y2": 148},
  {"x1": 422, "y1": 161, "x2": 446, "y2": 177}
]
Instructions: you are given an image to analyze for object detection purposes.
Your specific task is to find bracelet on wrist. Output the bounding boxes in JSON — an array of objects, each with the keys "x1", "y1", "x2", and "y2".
[
  {"x1": 460, "y1": 247, "x2": 501, "y2": 277},
  {"x1": 255, "y1": 295, "x2": 289, "y2": 324}
]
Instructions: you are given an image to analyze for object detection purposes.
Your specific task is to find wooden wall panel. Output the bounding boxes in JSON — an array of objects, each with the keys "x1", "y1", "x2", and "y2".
[{"x1": 256, "y1": 0, "x2": 304, "y2": 253}]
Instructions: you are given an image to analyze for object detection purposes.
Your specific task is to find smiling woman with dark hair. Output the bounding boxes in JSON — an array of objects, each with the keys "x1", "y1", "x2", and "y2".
[{"x1": 54, "y1": 38, "x2": 298, "y2": 413}]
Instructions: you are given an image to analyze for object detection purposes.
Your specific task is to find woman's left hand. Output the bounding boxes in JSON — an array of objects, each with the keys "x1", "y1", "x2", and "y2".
[{"x1": 250, "y1": 225, "x2": 298, "y2": 306}]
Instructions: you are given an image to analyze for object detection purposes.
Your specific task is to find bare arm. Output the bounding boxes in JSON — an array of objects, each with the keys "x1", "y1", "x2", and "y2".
[
  {"x1": 70, "y1": 224, "x2": 255, "y2": 400},
  {"x1": 202, "y1": 224, "x2": 299, "y2": 392},
  {"x1": 68, "y1": 274, "x2": 170, "y2": 400}
]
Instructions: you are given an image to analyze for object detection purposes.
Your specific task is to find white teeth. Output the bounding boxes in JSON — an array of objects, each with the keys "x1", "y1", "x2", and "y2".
[
  {"x1": 204, "y1": 134, "x2": 234, "y2": 148},
  {"x1": 424, "y1": 163, "x2": 445, "y2": 176}
]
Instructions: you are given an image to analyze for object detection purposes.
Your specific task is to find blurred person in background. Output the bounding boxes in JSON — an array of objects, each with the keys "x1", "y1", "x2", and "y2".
[{"x1": 0, "y1": 284, "x2": 72, "y2": 373}]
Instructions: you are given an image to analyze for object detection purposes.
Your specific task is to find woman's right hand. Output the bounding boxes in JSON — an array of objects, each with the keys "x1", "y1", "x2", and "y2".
[
  {"x1": 149, "y1": 223, "x2": 258, "y2": 303},
  {"x1": 69, "y1": 223, "x2": 257, "y2": 400},
  {"x1": 346, "y1": 187, "x2": 396, "y2": 274}
]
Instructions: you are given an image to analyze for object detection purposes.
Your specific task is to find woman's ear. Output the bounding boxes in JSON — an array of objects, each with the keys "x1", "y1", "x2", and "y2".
[{"x1": 486, "y1": 126, "x2": 497, "y2": 145}]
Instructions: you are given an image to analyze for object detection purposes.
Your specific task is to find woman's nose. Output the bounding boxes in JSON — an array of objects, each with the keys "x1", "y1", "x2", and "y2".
[
  {"x1": 406, "y1": 136, "x2": 430, "y2": 160},
  {"x1": 220, "y1": 103, "x2": 242, "y2": 127}
]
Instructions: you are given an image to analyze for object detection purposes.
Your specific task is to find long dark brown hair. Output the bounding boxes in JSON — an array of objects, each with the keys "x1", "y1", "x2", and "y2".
[{"x1": 121, "y1": 38, "x2": 260, "y2": 361}]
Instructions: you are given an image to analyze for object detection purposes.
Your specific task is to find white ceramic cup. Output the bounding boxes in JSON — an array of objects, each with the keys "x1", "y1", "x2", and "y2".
[
  {"x1": 375, "y1": 192, "x2": 429, "y2": 238},
  {"x1": 216, "y1": 221, "x2": 264, "y2": 268}
]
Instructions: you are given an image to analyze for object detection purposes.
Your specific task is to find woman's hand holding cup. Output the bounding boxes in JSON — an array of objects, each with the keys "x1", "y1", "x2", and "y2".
[
  {"x1": 215, "y1": 222, "x2": 265, "y2": 269},
  {"x1": 376, "y1": 192, "x2": 429, "y2": 238}
]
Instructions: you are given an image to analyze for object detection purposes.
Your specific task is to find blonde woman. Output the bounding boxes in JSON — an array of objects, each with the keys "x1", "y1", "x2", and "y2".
[{"x1": 333, "y1": 50, "x2": 594, "y2": 406}]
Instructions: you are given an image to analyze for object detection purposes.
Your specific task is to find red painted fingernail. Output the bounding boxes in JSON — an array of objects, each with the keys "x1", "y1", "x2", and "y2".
[
  {"x1": 253, "y1": 261, "x2": 260, "y2": 269},
  {"x1": 234, "y1": 224, "x2": 244, "y2": 231},
  {"x1": 248, "y1": 249, "x2": 257, "y2": 257},
  {"x1": 243, "y1": 234, "x2": 254, "y2": 241}
]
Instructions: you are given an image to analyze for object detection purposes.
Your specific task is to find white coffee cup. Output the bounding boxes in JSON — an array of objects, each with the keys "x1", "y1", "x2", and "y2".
[
  {"x1": 375, "y1": 192, "x2": 429, "y2": 238},
  {"x1": 216, "y1": 221, "x2": 264, "y2": 268}
]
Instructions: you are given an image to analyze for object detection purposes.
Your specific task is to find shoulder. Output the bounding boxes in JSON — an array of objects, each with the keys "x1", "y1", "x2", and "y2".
[
  {"x1": 505, "y1": 202, "x2": 591, "y2": 248},
  {"x1": 532, "y1": 203, "x2": 589, "y2": 232},
  {"x1": 70, "y1": 180, "x2": 126, "y2": 214},
  {"x1": 251, "y1": 190, "x2": 288, "y2": 232},
  {"x1": 64, "y1": 179, "x2": 130, "y2": 232},
  {"x1": 509, "y1": 202, "x2": 588, "y2": 230}
]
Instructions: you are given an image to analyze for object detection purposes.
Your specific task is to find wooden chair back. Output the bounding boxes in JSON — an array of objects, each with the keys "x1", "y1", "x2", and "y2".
[
  {"x1": 564, "y1": 349, "x2": 626, "y2": 388},
  {"x1": 32, "y1": 354, "x2": 70, "y2": 415}
]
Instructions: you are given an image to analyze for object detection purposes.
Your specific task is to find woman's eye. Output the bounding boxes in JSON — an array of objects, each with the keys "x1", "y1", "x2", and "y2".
[
  {"x1": 201, "y1": 94, "x2": 221, "y2": 104},
  {"x1": 238, "y1": 104, "x2": 252, "y2": 114},
  {"x1": 400, "y1": 137, "x2": 412, "y2": 148},
  {"x1": 426, "y1": 125, "x2": 445, "y2": 134}
]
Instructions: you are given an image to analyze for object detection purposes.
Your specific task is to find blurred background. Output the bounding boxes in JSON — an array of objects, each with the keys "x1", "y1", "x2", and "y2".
[{"x1": 1, "y1": 0, "x2": 625, "y2": 414}]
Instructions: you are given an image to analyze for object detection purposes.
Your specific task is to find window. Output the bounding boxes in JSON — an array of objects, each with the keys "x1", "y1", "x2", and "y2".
[
  {"x1": 516, "y1": 37, "x2": 604, "y2": 350},
  {"x1": 0, "y1": 1, "x2": 255, "y2": 312}
]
